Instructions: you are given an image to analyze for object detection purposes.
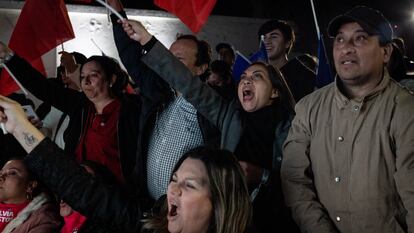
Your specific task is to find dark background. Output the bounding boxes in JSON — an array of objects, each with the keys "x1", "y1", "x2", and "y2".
[
  {"x1": 115, "y1": 0, "x2": 414, "y2": 58},
  {"x1": 68, "y1": 0, "x2": 414, "y2": 58}
]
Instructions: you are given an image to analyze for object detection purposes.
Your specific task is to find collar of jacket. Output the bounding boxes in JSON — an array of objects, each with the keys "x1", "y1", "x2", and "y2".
[
  {"x1": 2, "y1": 193, "x2": 49, "y2": 233},
  {"x1": 334, "y1": 67, "x2": 391, "y2": 109}
]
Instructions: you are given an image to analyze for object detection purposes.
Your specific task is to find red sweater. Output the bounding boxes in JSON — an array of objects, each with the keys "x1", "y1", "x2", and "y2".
[
  {"x1": 75, "y1": 99, "x2": 124, "y2": 183},
  {"x1": 0, "y1": 202, "x2": 29, "y2": 232}
]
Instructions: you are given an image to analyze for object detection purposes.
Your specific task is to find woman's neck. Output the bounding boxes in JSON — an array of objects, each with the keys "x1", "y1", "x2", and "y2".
[
  {"x1": 269, "y1": 55, "x2": 288, "y2": 69},
  {"x1": 93, "y1": 97, "x2": 115, "y2": 114},
  {"x1": 1, "y1": 198, "x2": 28, "y2": 205}
]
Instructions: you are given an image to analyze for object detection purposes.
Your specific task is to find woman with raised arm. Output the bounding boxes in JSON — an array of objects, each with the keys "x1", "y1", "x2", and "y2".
[
  {"x1": 0, "y1": 95, "x2": 251, "y2": 233},
  {"x1": 119, "y1": 19, "x2": 299, "y2": 232},
  {"x1": 0, "y1": 42, "x2": 140, "y2": 186}
]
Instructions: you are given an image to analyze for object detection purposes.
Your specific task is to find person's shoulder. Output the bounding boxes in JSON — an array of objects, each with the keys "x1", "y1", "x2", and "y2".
[
  {"x1": 120, "y1": 93, "x2": 142, "y2": 106},
  {"x1": 296, "y1": 83, "x2": 335, "y2": 107},
  {"x1": 381, "y1": 80, "x2": 414, "y2": 122},
  {"x1": 389, "y1": 79, "x2": 414, "y2": 105},
  {"x1": 284, "y1": 57, "x2": 316, "y2": 75},
  {"x1": 27, "y1": 197, "x2": 62, "y2": 225}
]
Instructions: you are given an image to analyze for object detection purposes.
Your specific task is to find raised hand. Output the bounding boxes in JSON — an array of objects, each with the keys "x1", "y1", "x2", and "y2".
[
  {"x1": 58, "y1": 51, "x2": 77, "y2": 73},
  {"x1": 120, "y1": 19, "x2": 153, "y2": 45},
  {"x1": 0, "y1": 95, "x2": 30, "y2": 135},
  {"x1": 0, "y1": 95, "x2": 45, "y2": 152}
]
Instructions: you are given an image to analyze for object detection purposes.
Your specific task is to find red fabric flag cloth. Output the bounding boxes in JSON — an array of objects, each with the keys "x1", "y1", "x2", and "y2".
[
  {"x1": 154, "y1": 0, "x2": 217, "y2": 33},
  {"x1": 0, "y1": 0, "x2": 75, "y2": 96}
]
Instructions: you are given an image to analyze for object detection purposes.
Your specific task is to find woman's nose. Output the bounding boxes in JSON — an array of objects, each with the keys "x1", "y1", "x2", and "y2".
[
  {"x1": 81, "y1": 76, "x2": 91, "y2": 85},
  {"x1": 242, "y1": 77, "x2": 252, "y2": 85},
  {"x1": 168, "y1": 183, "x2": 181, "y2": 196}
]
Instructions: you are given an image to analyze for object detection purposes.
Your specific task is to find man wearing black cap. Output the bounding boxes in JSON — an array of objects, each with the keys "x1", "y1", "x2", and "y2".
[
  {"x1": 281, "y1": 6, "x2": 414, "y2": 232},
  {"x1": 258, "y1": 19, "x2": 315, "y2": 102}
]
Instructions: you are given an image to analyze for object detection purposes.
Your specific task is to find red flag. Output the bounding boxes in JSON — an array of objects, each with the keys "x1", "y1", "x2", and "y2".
[
  {"x1": 154, "y1": 0, "x2": 217, "y2": 33},
  {"x1": 0, "y1": 0, "x2": 75, "y2": 96}
]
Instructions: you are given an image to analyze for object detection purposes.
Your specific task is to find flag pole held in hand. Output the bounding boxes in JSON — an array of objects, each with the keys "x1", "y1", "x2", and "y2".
[{"x1": 95, "y1": 0, "x2": 125, "y2": 21}]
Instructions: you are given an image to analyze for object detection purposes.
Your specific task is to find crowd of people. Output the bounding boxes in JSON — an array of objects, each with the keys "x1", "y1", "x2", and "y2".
[{"x1": 0, "y1": 2, "x2": 413, "y2": 233}]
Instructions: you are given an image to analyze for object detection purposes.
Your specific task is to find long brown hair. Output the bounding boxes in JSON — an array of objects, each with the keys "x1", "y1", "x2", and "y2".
[{"x1": 142, "y1": 146, "x2": 251, "y2": 233}]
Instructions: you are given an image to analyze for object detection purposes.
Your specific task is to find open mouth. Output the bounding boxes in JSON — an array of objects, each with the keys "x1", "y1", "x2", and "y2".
[
  {"x1": 169, "y1": 204, "x2": 178, "y2": 217},
  {"x1": 242, "y1": 90, "x2": 254, "y2": 101}
]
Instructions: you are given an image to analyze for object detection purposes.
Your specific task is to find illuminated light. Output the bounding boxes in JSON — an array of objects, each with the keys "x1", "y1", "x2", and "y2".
[{"x1": 412, "y1": 11, "x2": 414, "y2": 20}]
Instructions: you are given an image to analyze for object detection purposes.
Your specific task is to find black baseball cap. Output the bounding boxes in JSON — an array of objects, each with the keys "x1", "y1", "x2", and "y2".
[{"x1": 327, "y1": 6, "x2": 393, "y2": 44}]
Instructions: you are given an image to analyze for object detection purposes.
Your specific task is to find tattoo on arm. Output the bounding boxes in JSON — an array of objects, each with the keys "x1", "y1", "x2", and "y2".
[{"x1": 23, "y1": 132, "x2": 38, "y2": 147}]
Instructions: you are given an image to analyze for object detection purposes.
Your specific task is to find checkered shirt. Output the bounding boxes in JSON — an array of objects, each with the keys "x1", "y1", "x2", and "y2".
[{"x1": 147, "y1": 96, "x2": 204, "y2": 199}]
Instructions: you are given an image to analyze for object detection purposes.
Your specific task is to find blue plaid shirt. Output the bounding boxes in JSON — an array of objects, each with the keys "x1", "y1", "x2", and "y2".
[{"x1": 147, "y1": 96, "x2": 204, "y2": 199}]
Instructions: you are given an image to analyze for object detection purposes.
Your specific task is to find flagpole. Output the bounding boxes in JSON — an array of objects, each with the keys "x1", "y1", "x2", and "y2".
[
  {"x1": 235, "y1": 51, "x2": 252, "y2": 64},
  {"x1": 95, "y1": 0, "x2": 125, "y2": 21},
  {"x1": 260, "y1": 35, "x2": 268, "y2": 63},
  {"x1": 309, "y1": 0, "x2": 320, "y2": 40},
  {"x1": 105, "y1": 0, "x2": 110, "y2": 22},
  {"x1": 90, "y1": 38, "x2": 106, "y2": 56}
]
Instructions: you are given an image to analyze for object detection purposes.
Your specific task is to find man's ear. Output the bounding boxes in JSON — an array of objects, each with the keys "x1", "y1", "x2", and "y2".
[
  {"x1": 383, "y1": 43, "x2": 393, "y2": 63},
  {"x1": 195, "y1": 64, "x2": 209, "y2": 76},
  {"x1": 285, "y1": 41, "x2": 291, "y2": 51}
]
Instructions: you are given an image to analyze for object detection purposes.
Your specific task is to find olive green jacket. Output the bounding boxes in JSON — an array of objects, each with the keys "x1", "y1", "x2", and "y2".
[{"x1": 282, "y1": 71, "x2": 414, "y2": 233}]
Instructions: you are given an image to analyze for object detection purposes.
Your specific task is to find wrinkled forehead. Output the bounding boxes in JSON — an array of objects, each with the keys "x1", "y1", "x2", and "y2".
[{"x1": 336, "y1": 21, "x2": 367, "y2": 35}]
